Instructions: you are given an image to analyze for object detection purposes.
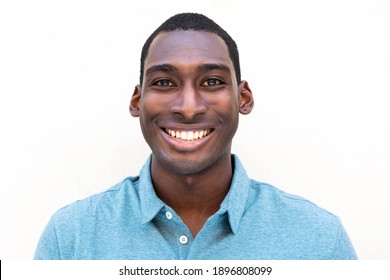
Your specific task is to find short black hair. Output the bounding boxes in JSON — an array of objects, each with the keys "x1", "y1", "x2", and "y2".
[{"x1": 139, "y1": 13, "x2": 241, "y2": 85}]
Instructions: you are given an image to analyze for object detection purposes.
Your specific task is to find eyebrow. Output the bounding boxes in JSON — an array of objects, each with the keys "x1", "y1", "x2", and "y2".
[
  {"x1": 145, "y1": 64, "x2": 178, "y2": 77},
  {"x1": 197, "y1": 63, "x2": 231, "y2": 74},
  {"x1": 144, "y1": 63, "x2": 232, "y2": 77}
]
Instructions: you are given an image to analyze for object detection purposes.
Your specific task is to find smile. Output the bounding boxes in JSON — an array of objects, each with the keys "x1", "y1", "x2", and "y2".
[{"x1": 163, "y1": 128, "x2": 213, "y2": 141}]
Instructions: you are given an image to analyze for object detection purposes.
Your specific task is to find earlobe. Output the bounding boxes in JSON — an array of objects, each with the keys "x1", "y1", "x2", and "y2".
[
  {"x1": 130, "y1": 85, "x2": 141, "y2": 117},
  {"x1": 238, "y1": 81, "x2": 254, "y2": 115}
]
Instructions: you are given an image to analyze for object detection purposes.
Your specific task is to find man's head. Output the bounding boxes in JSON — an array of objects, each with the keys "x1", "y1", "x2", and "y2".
[
  {"x1": 130, "y1": 13, "x2": 254, "y2": 176},
  {"x1": 139, "y1": 13, "x2": 241, "y2": 85}
]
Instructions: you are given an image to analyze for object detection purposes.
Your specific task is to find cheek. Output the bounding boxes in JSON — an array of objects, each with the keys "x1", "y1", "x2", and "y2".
[
  {"x1": 138, "y1": 95, "x2": 170, "y2": 141},
  {"x1": 139, "y1": 95, "x2": 159, "y2": 121},
  {"x1": 213, "y1": 95, "x2": 240, "y2": 120},
  {"x1": 139, "y1": 93, "x2": 171, "y2": 116},
  {"x1": 138, "y1": 100, "x2": 156, "y2": 136}
]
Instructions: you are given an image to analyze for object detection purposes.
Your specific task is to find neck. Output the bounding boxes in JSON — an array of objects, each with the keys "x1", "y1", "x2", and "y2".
[{"x1": 150, "y1": 153, "x2": 233, "y2": 236}]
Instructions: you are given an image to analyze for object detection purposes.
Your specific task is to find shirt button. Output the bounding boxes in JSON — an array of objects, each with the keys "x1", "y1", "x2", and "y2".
[
  {"x1": 179, "y1": 235, "x2": 188, "y2": 245},
  {"x1": 165, "y1": 211, "x2": 172, "y2": 220}
]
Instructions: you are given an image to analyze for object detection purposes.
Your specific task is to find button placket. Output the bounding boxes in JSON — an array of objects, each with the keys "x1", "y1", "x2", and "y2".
[
  {"x1": 165, "y1": 211, "x2": 173, "y2": 220},
  {"x1": 179, "y1": 235, "x2": 188, "y2": 245}
]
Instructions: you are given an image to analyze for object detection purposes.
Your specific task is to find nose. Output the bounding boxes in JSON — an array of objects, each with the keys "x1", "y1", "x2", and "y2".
[{"x1": 170, "y1": 83, "x2": 207, "y2": 120}]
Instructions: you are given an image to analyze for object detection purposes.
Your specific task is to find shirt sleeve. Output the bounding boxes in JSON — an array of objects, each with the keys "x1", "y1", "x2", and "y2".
[
  {"x1": 33, "y1": 217, "x2": 61, "y2": 260},
  {"x1": 330, "y1": 219, "x2": 358, "y2": 259}
]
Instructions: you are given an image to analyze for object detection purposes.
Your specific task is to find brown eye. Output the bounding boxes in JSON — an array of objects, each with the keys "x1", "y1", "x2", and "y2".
[
  {"x1": 201, "y1": 78, "x2": 224, "y2": 87},
  {"x1": 153, "y1": 79, "x2": 176, "y2": 87}
]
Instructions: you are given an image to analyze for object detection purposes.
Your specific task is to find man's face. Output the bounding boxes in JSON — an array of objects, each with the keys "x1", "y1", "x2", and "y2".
[{"x1": 131, "y1": 30, "x2": 253, "y2": 175}]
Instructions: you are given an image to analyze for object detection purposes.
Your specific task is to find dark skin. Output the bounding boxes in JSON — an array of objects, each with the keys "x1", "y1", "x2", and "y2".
[{"x1": 130, "y1": 31, "x2": 254, "y2": 237}]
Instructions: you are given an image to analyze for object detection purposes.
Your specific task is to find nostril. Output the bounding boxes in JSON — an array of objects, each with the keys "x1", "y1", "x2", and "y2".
[{"x1": 169, "y1": 90, "x2": 207, "y2": 119}]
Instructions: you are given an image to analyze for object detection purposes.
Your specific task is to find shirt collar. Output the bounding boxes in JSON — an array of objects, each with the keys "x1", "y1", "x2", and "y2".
[
  {"x1": 219, "y1": 155, "x2": 250, "y2": 234},
  {"x1": 139, "y1": 155, "x2": 165, "y2": 224},
  {"x1": 138, "y1": 154, "x2": 251, "y2": 234}
]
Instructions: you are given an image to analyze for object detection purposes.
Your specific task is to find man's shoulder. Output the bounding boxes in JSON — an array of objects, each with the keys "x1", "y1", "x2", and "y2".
[
  {"x1": 239, "y1": 180, "x2": 356, "y2": 259},
  {"x1": 51, "y1": 176, "x2": 140, "y2": 222},
  {"x1": 247, "y1": 180, "x2": 339, "y2": 224},
  {"x1": 34, "y1": 176, "x2": 144, "y2": 259}
]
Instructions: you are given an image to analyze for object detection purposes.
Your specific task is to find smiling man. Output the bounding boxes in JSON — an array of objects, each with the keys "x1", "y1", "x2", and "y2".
[{"x1": 34, "y1": 13, "x2": 357, "y2": 259}]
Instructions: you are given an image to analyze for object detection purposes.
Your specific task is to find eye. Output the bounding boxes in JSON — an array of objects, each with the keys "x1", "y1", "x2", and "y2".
[
  {"x1": 201, "y1": 78, "x2": 225, "y2": 87},
  {"x1": 152, "y1": 79, "x2": 176, "y2": 87}
]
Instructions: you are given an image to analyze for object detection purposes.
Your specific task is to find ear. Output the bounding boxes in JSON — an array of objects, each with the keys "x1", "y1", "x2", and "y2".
[
  {"x1": 130, "y1": 85, "x2": 141, "y2": 117},
  {"x1": 238, "y1": 81, "x2": 254, "y2": 115}
]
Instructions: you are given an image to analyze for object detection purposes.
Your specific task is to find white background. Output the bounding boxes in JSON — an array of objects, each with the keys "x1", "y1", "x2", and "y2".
[{"x1": 0, "y1": 0, "x2": 389, "y2": 259}]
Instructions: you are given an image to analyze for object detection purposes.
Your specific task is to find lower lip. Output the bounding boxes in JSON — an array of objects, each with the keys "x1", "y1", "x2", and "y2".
[{"x1": 160, "y1": 129, "x2": 212, "y2": 150}]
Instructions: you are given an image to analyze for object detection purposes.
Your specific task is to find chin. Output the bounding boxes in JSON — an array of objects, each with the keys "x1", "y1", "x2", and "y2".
[
  {"x1": 156, "y1": 153, "x2": 210, "y2": 176},
  {"x1": 153, "y1": 149, "x2": 228, "y2": 176},
  {"x1": 153, "y1": 145, "x2": 231, "y2": 176}
]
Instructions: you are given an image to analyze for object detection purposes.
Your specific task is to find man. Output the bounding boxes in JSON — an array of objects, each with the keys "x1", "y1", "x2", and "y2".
[{"x1": 34, "y1": 13, "x2": 357, "y2": 259}]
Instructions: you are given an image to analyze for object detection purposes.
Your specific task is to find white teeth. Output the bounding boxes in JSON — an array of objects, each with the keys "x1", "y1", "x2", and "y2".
[{"x1": 165, "y1": 129, "x2": 211, "y2": 141}]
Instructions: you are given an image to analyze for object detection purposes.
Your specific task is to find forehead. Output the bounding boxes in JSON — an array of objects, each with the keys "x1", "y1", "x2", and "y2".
[{"x1": 144, "y1": 30, "x2": 233, "y2": 73}]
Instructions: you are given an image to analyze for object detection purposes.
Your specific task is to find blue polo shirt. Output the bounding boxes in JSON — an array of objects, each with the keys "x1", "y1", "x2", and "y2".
[{"x1": 34, "y1": 155, "x2": 357, "y2": 259}]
